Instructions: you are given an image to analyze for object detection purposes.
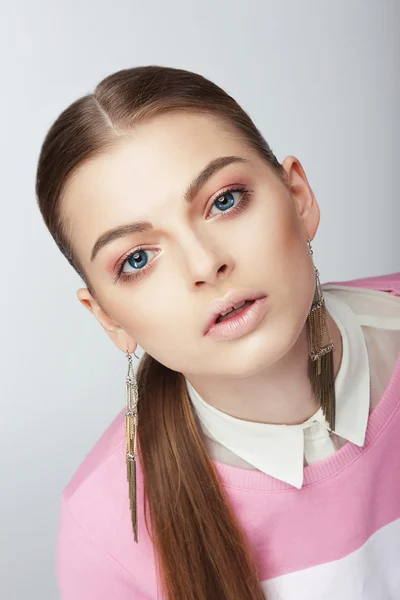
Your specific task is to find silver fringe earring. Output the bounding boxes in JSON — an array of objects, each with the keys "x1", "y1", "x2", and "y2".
[
  {"x1": 306, "y1": 240, "x2": 336, "y2": 431},
  {"x1": 125, "y1": 348, "x2": 139, "y2": 543}
]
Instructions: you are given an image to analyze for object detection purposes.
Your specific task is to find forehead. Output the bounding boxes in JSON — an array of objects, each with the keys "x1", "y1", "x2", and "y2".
[{"x1": 63, "y1": 112, "x2": 256, "y2": 263}]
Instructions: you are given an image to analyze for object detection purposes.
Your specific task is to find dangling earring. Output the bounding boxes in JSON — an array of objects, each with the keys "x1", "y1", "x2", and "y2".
[
  {"x1": 306, "y1": 240, "x2": 336, "y2": 431},
  {"x1": 125, "y1": 348, "x2": 140, "y2": 543}
]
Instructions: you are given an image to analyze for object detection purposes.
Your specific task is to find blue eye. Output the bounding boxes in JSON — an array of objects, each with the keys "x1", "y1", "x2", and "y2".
[
  {"x1": 209, "y1": 189, "x2": 244, "y2": 217},
  {"x1": 114, "y1": 247, "x2": 157, "y2": 284},
  {"x1": 127, "y1": 249, "x2": 148, "y2": 270},
  {"x1": 214, "y1": 191, "x2": 235, "y2": 211}
]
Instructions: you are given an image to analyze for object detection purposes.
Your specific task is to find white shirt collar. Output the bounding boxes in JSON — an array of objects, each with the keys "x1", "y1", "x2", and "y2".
[{"x1": 186, "y1": 289, "x2": 371, "y2": 489}]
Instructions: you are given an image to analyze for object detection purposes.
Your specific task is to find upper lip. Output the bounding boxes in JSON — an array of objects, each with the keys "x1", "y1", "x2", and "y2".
[{"x1": 204, "y1": 290, "x2": 266, "y2": 334}]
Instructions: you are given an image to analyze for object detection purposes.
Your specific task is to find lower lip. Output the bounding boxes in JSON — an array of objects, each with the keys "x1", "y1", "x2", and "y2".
[{"x1": 205, "y1": 297, "x2": 269, "y2": 341}]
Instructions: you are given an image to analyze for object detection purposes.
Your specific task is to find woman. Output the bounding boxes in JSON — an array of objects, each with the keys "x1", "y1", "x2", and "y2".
[{"x1": 35, "y1": 65, "x2": 400, "y2": 599}]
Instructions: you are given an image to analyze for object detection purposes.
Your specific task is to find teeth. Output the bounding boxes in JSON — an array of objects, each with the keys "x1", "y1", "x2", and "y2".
[
  {"x1": 219, "y1": 307, "x2": 233, "y2": 317},
  {"x1": 219, "y1": 300, "x2": 245, "y2": 317},
  {"x1": 233, "y1": 300, "x2": 245, "y2": 310}
]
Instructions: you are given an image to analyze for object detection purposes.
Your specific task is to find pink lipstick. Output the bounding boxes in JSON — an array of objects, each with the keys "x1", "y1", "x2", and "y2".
[{"x1": 204, "y1": 292, "x2": 268, "y2": 341}]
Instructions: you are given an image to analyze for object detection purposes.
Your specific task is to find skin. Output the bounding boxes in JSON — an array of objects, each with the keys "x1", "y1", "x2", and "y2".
[{"x1": 63, "y1": 112, "x2": 343, "y2": 426}]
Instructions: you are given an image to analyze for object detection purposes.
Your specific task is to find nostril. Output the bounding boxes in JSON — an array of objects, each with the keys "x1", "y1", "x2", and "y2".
[
  {"x1": 218, "y1": 264, "x2": 228, "y2": 274},
  {"x1": 195, "y1": 263, "x2": 228, "y2": 287}
]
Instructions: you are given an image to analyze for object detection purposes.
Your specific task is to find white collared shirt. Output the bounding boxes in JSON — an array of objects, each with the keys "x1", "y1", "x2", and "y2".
[{"x1": 186, "y1": 284, "x2": 400, "y2": 489}]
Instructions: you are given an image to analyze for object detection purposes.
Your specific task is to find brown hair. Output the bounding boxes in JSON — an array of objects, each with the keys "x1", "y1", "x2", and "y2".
[{"x1": 36, "y1": 65, "x2": 285, "y2": 599}]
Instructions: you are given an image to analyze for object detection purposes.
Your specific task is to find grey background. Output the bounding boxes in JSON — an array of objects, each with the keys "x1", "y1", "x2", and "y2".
[{"x1": 1, "y1": 1, "x2": 399, "y2": 598}]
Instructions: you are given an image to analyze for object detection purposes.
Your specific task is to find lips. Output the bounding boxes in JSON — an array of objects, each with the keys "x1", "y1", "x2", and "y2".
[
  {"x1": 215, "y1": 300, "x2": 255, "y2": 323},
  {"x1": 204, "y1": 290, "x2": 266, "y2": 334}
]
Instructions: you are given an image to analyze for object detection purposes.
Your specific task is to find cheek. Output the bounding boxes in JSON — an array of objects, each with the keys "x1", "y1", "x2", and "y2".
[
  {"x1": 242, "y1": 197, "x2": 301, "y2": 270},
  {"x1": 119, "y1": 295, "x2": 178, "y2": 337},
  {"x1": 133, "y1": 306, "x2": 196, "y2": 371},
  {"x1": 250, "y1": 199, "x2": 315, "y2": 314},
  {"x1": 112, "y1": 275, "x2": 191, "y2": 349}
]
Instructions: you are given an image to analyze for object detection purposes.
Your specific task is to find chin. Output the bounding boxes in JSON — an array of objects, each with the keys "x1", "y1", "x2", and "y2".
[{"x1": 219, "y1": 320, "x2": 303, "y2": 379}]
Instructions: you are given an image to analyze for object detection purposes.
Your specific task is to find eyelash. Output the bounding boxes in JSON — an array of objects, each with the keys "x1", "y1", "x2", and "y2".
[{"x1": 113, "y1": 185, "x2": 253, "y2": 284}]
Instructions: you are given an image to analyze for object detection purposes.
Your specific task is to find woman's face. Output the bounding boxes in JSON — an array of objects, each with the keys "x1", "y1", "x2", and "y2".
[{"x1": 63, "y1": 112, "x2": 319, "y2": 379}]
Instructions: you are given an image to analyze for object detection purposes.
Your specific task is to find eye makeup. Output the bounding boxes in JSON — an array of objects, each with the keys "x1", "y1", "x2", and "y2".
[
  {"x1": 205, "y1": 184, "x2": 253, "y2": 220},
  {"x1": 112, "y1": 183, "x2": 255, "y2": 284},
  {"x1": 113, "y1": 246, "x2": 161, "y2": 284}
]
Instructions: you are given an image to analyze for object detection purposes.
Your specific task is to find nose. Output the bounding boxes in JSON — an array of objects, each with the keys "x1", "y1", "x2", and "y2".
[{"x1": 180, "y1": 231, "x2": 233, "y2": 288}]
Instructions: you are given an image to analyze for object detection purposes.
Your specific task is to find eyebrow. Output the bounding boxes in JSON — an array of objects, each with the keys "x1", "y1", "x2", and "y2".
[{"x1": 90, "y1": 155, "x2": 250, "y2": 263}]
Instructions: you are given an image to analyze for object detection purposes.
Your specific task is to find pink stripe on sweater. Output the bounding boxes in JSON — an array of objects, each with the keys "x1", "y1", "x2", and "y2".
[{"x1": 216, "y1": 358, "x2": 400, "y2": 580}]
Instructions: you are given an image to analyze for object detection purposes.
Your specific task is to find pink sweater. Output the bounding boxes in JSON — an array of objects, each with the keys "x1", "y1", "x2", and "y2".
[{"x1": 56, "y1": 273, "x2": 400, "y2": 599}]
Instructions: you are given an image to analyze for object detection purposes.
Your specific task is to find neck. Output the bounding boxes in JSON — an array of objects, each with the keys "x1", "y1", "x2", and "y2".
[{"x1": 186, "y1": 310, "x2": 343, "y2": 426}]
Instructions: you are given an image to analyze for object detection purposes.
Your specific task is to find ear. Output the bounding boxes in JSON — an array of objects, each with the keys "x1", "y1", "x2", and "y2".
[
  {"x1": 281, "y1": 155, "x2": 320, "y2": 241},
  {"x1": 76, "y1": 288, "x2": 138, "y2": 355}
]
